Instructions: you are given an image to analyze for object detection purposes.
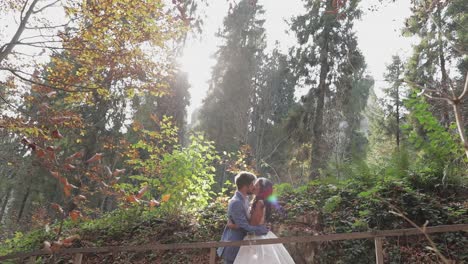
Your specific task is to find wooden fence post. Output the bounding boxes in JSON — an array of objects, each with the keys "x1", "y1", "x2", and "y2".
[
  {"x1": 73, "y1": 253, "x2": 83, "y2": 264},
  {"x1": 375, "y1": 237, "x2": 384, "y2": 264},
  {"x1": 209, "y1": 247, "x2": 216, "y2": 264}
]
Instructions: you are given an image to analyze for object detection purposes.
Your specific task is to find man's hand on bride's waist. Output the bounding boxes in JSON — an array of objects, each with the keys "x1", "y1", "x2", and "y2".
[{"x1": 254, "y1": 225, "x2": 269, "y2": 235}]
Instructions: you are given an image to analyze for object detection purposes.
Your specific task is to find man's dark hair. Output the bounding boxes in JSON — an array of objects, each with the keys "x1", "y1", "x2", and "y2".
[{"x1": 235, "y1": 171, "x2": 256, "y2": 189}]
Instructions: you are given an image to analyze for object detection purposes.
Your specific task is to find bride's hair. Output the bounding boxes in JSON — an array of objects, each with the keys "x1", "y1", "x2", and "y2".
[{"x1": 252, "y1": 177, "x2": 273, "y2": 222}]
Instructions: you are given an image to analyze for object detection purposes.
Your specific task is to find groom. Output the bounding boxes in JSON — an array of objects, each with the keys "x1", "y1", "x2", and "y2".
[{"x1": 217, "y1": 171, "x2": 269, "y2": 264}]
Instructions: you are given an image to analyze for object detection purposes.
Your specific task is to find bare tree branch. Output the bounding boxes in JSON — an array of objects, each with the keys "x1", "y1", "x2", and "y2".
[
  {"x1": 0, "y1": 0, "x2": 40, "y2": 65},
  {"x1": 456, "y1": 72, "x2": 468, "y2": 101},
  {"x1": 0, "y1": 67, "x2": 94, "y2": 93},
  {"x1": 17, "y1": 40, "x2": 63, "y2": 45},
  {"x1": 19, "y1": 34, "x2": 59, "y2": 42},
  {"x1": 0, "y1": 94, "x2": 32, "y2": 118},
  {"x1": 403, "y1": 79, "x2": 449, "y2": 98},
  {"x1": 10, "y1": 51, "x2": 39, "y2": 58},
  {"x1": 13, "y1": 42, "x2": 113, "y2": 53},
  {"x1": 25, "y1": 22, "x2": 71, "y2": 30},
  {"x1": 416, "y1": 87, "x2": 441, "y2": 97},
  {"x1": 0, "y1": 44, "x2": 7, "y2": 54},
  {"x1": 429, "y1": 13, "x2": 466, "y2": 55},
  {"x1": 20, "y1": 0, "x2": 29, "y2": 21},
  {"x1": 261, "y1": 133, "x2": 291, "y2": 162},
  {"x1": 380, "y1": 199, "x2": 454, "y2": 264},
  {"x1": 33, "y1": 0, "x2": 61, "y2": 14},
  {"x1": 423, "y1": 93, "x2": 454, "y2": 104}
]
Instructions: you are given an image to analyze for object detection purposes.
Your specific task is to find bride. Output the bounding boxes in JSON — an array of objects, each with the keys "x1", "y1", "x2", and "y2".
[{"x1": 227, "y1": 177, "x2": 295, "y2": 264}]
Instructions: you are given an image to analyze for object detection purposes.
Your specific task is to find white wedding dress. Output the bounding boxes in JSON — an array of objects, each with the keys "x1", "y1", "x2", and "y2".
[
  {"x1": 233, "y1": 207, "x2": 295, "y2": 264},
  {"x1": 233, "y1": 231, "x2": 295, "y2": 263}
]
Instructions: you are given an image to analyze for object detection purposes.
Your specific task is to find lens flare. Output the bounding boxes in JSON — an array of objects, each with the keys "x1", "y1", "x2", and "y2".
[
  {"x1": 267, "y1": 194, "x2": 277, "y2": 203},
  {"x1": 267, "y1": 194, "x2": 285, "y2": 215}
]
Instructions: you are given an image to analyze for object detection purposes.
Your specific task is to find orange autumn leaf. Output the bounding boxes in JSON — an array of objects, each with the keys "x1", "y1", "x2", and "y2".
[
  {"x1": 112, "y1": 168, "x2": 126, "y2": 177},
  {"x1": 161, "y1": 194, "x2": 170, "y2": 202},
  {"x1": 51, "y1": 129, "x2": 63, "y2": 139},
  {"x1": 136, "y1": 185, "x2": 149, "y2": 199},
  {"x1": 47, "y1": 149, "x2": 56, "y2": 160},
  {"x1": 58, "y1": 175, "x2": 68, "y2": 185},
  {"x1": 46, "y1": 146, "x2": 56, "y2": 152},
  {"x1": 51, "y1": 203, "x2": 64, "y2": 214},
  {"x1": 50, "y1": 171, "x2": 60, "y2": 179},
  {"x1": 65, "y1": 151, "x2": 83, "y2": 162},
  {"x1": 73, "y1": 195, "x2": 87, "y2": 203},
  {"x1": 69, "y1": 210, "x2": 81, "y2": 221},
  {"x1": 64, "y1": 164, "x2": 76, "y2": 170},
  {"x1": 63, "y1": 181, "x2": 78, "y2": 197},
  {"x1": 149, "y1": 199, "x2": 160, "y2": 207},
  {"x1": 85, "y1": 153, "x2": 103, "y2": 163},
  {"x1": 126, "y1": 195, "x2": 140, "y2": 203},
  {"x1": 61, "y1": 234, "x2": 80, "y2": 247},
  {"x1": 51, "y1": 241, "x2": 62, "y2": 252},
  {"x1": 36, "y1": 148, "x2": 46, "y2": 158},
  {"x1": 63, "y1": 186, "x2": 71, "y2": 197},
  {"x1": 62, "y1": 240, "x2": 73, "y2": 247},
  {"x1": 110, "y1": 177, "x2": 121, "y2": 185}
]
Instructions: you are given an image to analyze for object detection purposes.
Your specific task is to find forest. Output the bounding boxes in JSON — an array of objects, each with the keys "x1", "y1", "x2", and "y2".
[{"x1": 0, "y1": 0, "x2": 467, "y2": 263}]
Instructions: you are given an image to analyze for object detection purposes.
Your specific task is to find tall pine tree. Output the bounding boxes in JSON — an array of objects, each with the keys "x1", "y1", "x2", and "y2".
[
  {"x1": 199, "y1": 0, "x2": 267, "y2": 152},
  {"x1": 289, "y1": 0, "x2": 369, "y2": 179}
]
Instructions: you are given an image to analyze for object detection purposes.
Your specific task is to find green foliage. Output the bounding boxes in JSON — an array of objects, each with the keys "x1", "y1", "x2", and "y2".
[
  {"x1": 0, "y1": 229, "x2": 54, "y2": 257},
  {"x1": 323, "y1": 195, "x2": 342, "y2": 213},
  {"x1": 404, "y1": 92, "x2": 466, "y2": 185},
  {"x1": 1, "y1": 168, "x2": 466, "y2": 263},
  {"x1": 120, "y1": 130, "x2": 219, "y2": 217},
  {"x1": 158, "y1": 134, "x2": 219, "y2": 215},
  {"x1": 276, "y1": 174, "x2": 467, "y2": 263}
]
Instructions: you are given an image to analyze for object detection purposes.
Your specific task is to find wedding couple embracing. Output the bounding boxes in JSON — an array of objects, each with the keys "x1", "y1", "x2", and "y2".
[{"x1": 217, "y1": 171, "x2": 295, "y2": 264}]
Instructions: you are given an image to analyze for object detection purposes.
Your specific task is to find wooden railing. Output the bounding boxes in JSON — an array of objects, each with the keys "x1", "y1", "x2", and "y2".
[{"x1": 0, "y1": 224, "x2": 467, "y2": 264}]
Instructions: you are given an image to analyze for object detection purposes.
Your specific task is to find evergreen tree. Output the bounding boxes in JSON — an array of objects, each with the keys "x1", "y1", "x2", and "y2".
[
  {"x1": 289, "y1": 0, "x2": 368, "y2": 179},
  {"x1": 199, "y1": 0, "x2": 267, "y2": 152},
  {"x1": 404, "y1": 0, "x2": 466, "y2": 128},
  {"x1": 250, "y1": 47, "x2": 296, "y2": 181},
  {"x1": 404, "y1": 0, "x2": 468, "y2": 160},
  {"x1": 382, "y1": 55, "x2": 406, "y2": 149}
]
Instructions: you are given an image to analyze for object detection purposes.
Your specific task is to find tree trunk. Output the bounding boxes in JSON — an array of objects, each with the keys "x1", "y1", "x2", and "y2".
[
  {"x1": 396, "y1": 84, "x2": 400, "y2": 150},
  {"x1": 437, "y1": 7, "x2": 451, "y2": 129},
  {"x1": 0, "y1": 189, "x2": 12, "y2": 224},
  {"x1": 100, "y1": 196, "x2": 108, "y2": 212},
  {"x1": 309, "y1": 23, "x2": 331, "y2": 179},
  {"x1": 17, "y1": 186, "x2": 30, "y2": 221},
  {"x1": 452, "y1": 101, "x2": 468, "y2": 159}
]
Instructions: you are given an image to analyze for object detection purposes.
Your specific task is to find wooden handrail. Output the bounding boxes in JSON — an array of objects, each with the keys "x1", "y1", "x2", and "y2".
[{"x1": 0, "y1": 224, "x2": 467, "y2": 262}]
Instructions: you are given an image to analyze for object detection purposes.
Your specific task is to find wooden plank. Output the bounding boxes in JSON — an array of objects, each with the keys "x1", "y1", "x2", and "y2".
[
  {"x1": 1, "y1": 224, "x2": 467, "y2": 261},
  {"x1": 209, "y1": 247, "x2": 216, "y2": 264},
  {"x1": 375, "y1": 237, "x2": 384, "y2": 264},
  {"x1": 73, "y1": 253, "x2": 83, "y2": 264}
]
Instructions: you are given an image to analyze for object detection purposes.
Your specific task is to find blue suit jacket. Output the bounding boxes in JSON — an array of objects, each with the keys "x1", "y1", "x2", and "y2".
[{"x1": 217, "y1": 191, "x2": 268, "y2": 262}]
